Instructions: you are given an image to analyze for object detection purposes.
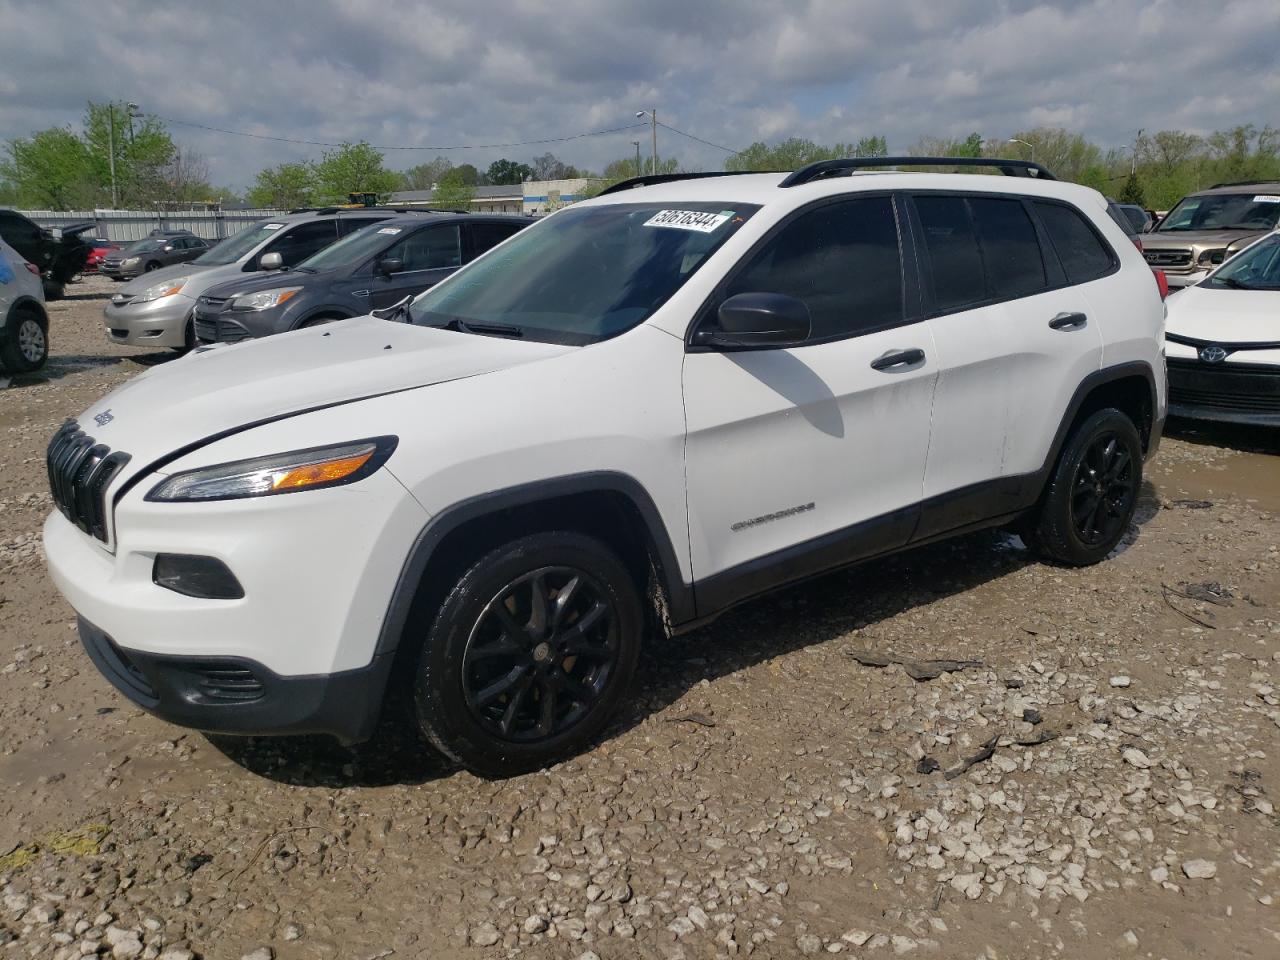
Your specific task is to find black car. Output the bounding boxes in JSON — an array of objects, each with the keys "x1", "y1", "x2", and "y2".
[
  {"x1": 0, "y1": 209, "x2": 92, "y2": 299},
  {"x1": 193, "y1": 213, "x2": 529, "y2": 343}
]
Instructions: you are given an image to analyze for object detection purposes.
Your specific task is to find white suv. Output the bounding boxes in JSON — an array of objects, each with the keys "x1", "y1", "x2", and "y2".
[{"x1": 43, "y1": 158, "x2": 1167, "y2": 776}]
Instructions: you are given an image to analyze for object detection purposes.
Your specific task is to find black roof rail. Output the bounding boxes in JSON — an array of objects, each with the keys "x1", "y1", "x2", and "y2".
[
  {"x1": 1207, "y1": 179, "x2": 1280, "y2": 190},
  {"x1": 599, "y1": 171, "x2": 782, "y2": 196},
  {"x1": 779, "y1": 156, "x2": 1057, "y2": 187}
]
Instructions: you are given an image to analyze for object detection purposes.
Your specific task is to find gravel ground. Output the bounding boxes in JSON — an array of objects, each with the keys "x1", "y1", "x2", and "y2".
[{"x1": 1, "y1": 275, "x2": 1278, "y2": 960}]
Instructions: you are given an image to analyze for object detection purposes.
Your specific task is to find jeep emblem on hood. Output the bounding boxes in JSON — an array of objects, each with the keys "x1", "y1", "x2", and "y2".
[{"x1": 93, "y1": 409, "x2": 114, "y2": 427}]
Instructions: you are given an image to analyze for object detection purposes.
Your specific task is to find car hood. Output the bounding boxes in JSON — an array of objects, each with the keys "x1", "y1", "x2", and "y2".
[
  {"x1": 79, "y1": 315, "x2": 576, "y2": 475},
  {"x1": 117, "y1": 261, "x2": 216, "y2": 292},
  {"x1": 1144, "y1": 229, "x2": 1263, "y2": 250},
  {"x1": 1166, "y1": 284, "x2": 1279, "y2": 343},
  {"x1": 201, "y1": 267, "x2": 338, "y2": 301}
]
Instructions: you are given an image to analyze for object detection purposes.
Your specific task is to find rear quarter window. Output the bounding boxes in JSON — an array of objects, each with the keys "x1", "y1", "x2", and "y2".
[{"x1": 1033, "y1": 201, "x2": 1115, "y2": 284}]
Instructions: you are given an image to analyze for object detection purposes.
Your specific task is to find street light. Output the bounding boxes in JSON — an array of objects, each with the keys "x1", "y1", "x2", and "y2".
[
  {"x1": 636, "y1": 109, "x2": 658, "y2": 175},
  {"x1": 1007, "y1": 138, "x2": 1036, "y2": 163},
  {"x1": 632, "y1": 140, "x2": 642, "y2": 178},
  {"x1": 106, "y1": 101, "x2": 141, "y2": 209}
]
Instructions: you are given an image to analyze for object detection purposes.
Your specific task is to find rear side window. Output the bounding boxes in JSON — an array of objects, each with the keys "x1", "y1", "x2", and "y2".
[
  {"x1": 969, "y1": 197, "x2": 1047, "y2": 298},
  {"x1": 266, "y1": 220, "x2": 339, "y2": 267},
  {"x1": 914, "y1": 196, "x2": 985, "y2": 309},
  {"x1": 467, "y1": 222, "x2": 525, "y2": 261},
  {"x1": 723, "y1": 195, "x2": 903, "y2": 341},
  {"x1": 1033, "y1": 202, "x2": 1114, "y2": 284}
]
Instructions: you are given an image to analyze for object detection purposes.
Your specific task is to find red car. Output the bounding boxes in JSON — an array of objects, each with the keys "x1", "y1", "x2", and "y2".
[{"x1": 85, "y1": 239, "x2": 119, "y2": 273}]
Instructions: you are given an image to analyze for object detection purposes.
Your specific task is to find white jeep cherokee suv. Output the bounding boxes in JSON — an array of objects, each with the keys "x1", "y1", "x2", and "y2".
[{"x1": 43, "y1": 158, "x2": 1167, "y2": 777}]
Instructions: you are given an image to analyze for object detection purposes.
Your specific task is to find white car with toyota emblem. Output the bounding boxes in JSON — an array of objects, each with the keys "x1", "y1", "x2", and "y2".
[
  {"x1": 44, "y1": 157, "x2": 1167, "y2": 777},
  {"x1": 1164, "y1": 229, "x2": 1280, "y2": 426}
]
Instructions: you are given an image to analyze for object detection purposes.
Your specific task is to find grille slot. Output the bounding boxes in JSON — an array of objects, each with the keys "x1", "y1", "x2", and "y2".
[
  {"x1": 1167, "y1": 358, "x2": 1280, "y2": 414},
  {"x1": 191, "y1": 664, "x2": 265, "y2": 702},
  {"x1": 46, "y1": 422, "x2": 130, "y2": 542}
]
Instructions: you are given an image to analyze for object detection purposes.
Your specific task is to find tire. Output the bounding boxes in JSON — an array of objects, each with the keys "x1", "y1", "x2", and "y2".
[
  {"x1": 412, "y1": 531, "x2": 643, "y2": 777},
  {"x1": 0, "y1": 307, "x2": 49, "y2": 374},
  {"x1": 171, "y1": 315, "x2": 196, "y2": 353},
  {"x1": 144, "y1": 261, "x2": 161, "y2": 272},
  {"x1": 42, "y1": 280, "x2": 65, "y2": 301},
  {"x1": 300, "y1": 314, "x2": 345, "y2": 329},
  {"x1": 1027, "y1": 408, "x2": 1142, "y2": 566}
]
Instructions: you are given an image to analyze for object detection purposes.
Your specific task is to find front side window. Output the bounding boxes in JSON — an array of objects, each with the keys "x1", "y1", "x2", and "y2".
[
  {"x1": 409, "y1": 202, "x2": 759, "y2": 344},
  {"x1": 713, "y1": 196, "x2": 903, "y2": 341},
  {"x1": 1033, "y1": 201, "x2": 1114, "y2": 284},
  {"x1": 386, "y1": 224, "x2": 461, "y2": 271},
  {"x1": 1159, "y1": 194, "x2": 1280, "y2": 232},
  {"x1": 915, "y1": 195, "x2": 985, "y2": 309},
  {"x1": 296, "y1": 222, "x2": 390, "y2": 272}
]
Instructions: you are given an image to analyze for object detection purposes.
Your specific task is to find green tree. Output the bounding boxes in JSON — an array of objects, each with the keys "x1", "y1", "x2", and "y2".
[
  {"x1": 726, "y1": 136, "x2": 886, "y2": 172},
  {"x1": 312, "y1": 142, "x2": 399, "y2": 204},
  {"x1": 433, "y1": 168, "x2": 475, "y2": 209},
  {"x1": 1006, "y1": 127, "x2": 1103, "y2": 181},
  {"x1": 1, "y1": 127, "x2": 97, "y2": 208},
  {"x1": 1117, "y1": 173, "x2": 1146, "y2": 206},
  {"x1": 486, "y1": 158, "x2": 534, "y2": 185},
  {"x1": 400, "y1": 156, "x2": 453, "y2": 190},
  {"x1": 248, "y1": 161, "x2": 315, "y2": 209},
  {"x1": 453, "y1": 163, "x2": 483, "y2": 186},
  {"x1": 957, "y1": 132, "x2": 985, "y2": 158},
  {"x1": 83, "y1": 102, "x2": 178, "y2": 206}
]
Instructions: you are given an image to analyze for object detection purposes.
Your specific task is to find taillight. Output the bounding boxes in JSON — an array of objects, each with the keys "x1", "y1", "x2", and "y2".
[
  {"x1": 1153, "y1": 270, "x2": 1169, "y2": 301},
  {"x1": 23, "y1": 262, "x2": 39, "y2": 276},
  {"x1": 1130, "y1": 235, "x2": 1143, "y2": 252}
]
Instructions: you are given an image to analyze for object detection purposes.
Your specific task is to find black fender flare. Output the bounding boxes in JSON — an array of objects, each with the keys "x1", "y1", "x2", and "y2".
[
  {"x1": 372, "y1": 471, "x2": 694, "y2": 659},
  {"x1": 4, "y1": 295, "x2": 47, "y2": 331},
  {"x1": 1038, "y1": 360, "x2": 1162, "y2": 477}
]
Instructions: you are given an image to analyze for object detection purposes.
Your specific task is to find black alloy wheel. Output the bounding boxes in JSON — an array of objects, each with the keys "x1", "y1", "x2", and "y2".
[
  {"x1": 462, "y1": 566, "x2": 620, "y2": 742},
  {"x1": 1070, "y1": 432, "x2": 1136, "y2": 545}
]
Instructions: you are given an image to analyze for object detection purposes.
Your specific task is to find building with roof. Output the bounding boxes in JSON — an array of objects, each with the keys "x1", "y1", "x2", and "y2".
[{"x1": 389, "y1": 178, "x2": 606, "y2": 216}]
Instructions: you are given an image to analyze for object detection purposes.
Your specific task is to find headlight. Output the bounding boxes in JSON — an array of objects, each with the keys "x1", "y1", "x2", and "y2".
[
  {"x1": 121, "y1": 257, "x2": 140, "y2": 267},
  {"x1": 145, "y1": 437, "x2": 398, "y2": 502},
  {"x1": 132, "y1": 278, "x2": 189, "y2": 303},
  {"x1": 230, "y1": 287, "x2": 302, "y2": 312},
  {"x1": 1197, "y1": 249, "x2": 1225, "y2": 266}
]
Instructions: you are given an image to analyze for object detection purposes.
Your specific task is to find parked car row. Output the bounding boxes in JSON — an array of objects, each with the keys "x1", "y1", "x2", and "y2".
[{"x1": 99, "y1": 230, "x2": 212, "y2": 280}]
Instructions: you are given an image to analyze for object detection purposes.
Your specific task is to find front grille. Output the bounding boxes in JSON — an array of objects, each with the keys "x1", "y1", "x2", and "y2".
[
  {"x1": 193, "y1": 306, "x2": 250, "y2": 344},
  {"x1": 1167, "y1": 358, "x2": 1280, "y2": 414},
  {"x1": 46, "y1": 422, "x2": 130, "y2": 542},
  {"x1": 190, "y1": 664, "x2": 265, "y2": 702},
  {"x1": 1144, "y1": 249, "x2": 1192, "y2": 270}
]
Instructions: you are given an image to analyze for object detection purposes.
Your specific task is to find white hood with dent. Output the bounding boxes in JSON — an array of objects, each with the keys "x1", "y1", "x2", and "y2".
[{"x1": 80, "y1": 316, "x2": 574, "y2": 472}]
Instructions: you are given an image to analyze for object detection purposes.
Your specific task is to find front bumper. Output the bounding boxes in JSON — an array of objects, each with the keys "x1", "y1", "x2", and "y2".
[
  {"x1": 1165, "y1": 270, "x2": 1208, "y2": 289},
  {"x1": 100, "y1": 263, "x2": 144, "y2": 281},
  {"x1": 194, "y1": 299, "x2": 294, "y2": 344},
  {"x1": 77, "y1": 616, "x2": 394, "y2": 742},
  {"x1": 1167, "y1": 357, "x2": 1280, "y2": 426},
  {"x1": 103, "y1": 293, "x2": 194, "y2": 348}
]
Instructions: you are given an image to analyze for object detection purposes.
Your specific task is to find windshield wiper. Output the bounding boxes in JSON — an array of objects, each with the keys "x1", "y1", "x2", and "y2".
[
  {"x1": 434, "y1": 317, "x2": 525, "y2": 338},
  {"x1": 1215, "y1": 276, "x2": 1256, "y2": 290}
]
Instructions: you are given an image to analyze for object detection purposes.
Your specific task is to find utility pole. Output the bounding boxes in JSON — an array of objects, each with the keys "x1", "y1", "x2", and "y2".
[
  {"x1": 1132, "y1": 128, "x2": 1143, "y2": 176},
  {"x1": 632, "y1": 140, "x2": 642, "y2": 177},
  {"x1": 107, "y1": 104, "x2": 118, "y2": 208},
  {"x1": 636, "y1": 109, "x2": 658, "y2": 175}
]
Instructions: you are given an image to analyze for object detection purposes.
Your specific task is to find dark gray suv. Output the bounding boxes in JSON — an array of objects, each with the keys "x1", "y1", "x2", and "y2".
[{"x1": 193, "y1": 213, "x2": 528, "y2": 343}]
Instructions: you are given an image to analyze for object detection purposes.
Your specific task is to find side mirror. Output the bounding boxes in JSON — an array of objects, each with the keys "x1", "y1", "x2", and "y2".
[
  {"x1": 696, "y1": 292, "x2": 811, "y2": 350},
  {"x1": 259, "y1": 251, "x2": 283, "y2": 270},
  {"x1": 378, "y1": 257, "x2": 404, "y2": 277}
]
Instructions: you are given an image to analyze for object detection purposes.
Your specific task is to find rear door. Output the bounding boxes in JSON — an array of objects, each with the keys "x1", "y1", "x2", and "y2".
[
  {"x1": 370, "y1": 223, "x2": 463, "y2": 308},
  {"x1": 682, "y1": 194, "x2": 937, "y2": 608}
]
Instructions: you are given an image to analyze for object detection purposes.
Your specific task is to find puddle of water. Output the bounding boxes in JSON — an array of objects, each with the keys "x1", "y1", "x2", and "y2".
[{"x1": 1154, "y1": 422, "x2": 1280, "y2": 513}]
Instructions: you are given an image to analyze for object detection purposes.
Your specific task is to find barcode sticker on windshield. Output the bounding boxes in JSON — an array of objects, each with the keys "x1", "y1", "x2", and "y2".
[
  {"x1": 644, "y1": 210, "x2": 731, "y2": 233},
  {"x1": 263, "y1": 223, "x2": 285, "y2": 230},
  {"x1": 1253, "y1": 195, "x2": 1280, "y2": 203}
]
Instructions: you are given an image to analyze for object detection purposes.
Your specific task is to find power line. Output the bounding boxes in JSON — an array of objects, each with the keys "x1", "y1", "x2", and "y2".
[
  {"x1": 152, "y1": 116, "x2": 651, "y2": 151},
  {"x1": 656, "y1": 121, "x2": 741, "y2": 155}
]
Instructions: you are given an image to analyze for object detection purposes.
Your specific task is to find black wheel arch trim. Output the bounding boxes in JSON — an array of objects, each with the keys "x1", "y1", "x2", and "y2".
[{"x1": 371, "y1": 472, "x2": 695, "y2": 660}]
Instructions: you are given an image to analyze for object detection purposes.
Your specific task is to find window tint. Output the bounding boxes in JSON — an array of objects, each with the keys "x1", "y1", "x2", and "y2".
[
  {"x1": 721, "y1": 196, "x2": 902, "y2": 340},
  {"x1": 467, "y1": 222, "x2": 525, "y2": 261},
  {"x1": 915, "y1": 196, "x2": 985, "y2": 309},
  {"x1": 969, "y1": 197, "x2": 1047, "y2": 298},
  {"x1": 1033, "y1": 202, "x2": 1113, "y2": 284},
  {"x1": 266, "y1": 220, "x2": 338, "y2": 267},
  {"x1": 386, "y1": 223, "x2": 461, "y2": 271}
]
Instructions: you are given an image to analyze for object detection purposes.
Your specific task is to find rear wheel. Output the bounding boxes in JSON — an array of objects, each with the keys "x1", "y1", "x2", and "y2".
[
  {"x1": 0, "y1": 307, "x2": 48, "y2": 373},
  {"x1": 1027, "y1": 408, "x2": 1142, "y2": 566},
  {"x1": 412, "y1": 531, "x2": 643, "y2": 777}
]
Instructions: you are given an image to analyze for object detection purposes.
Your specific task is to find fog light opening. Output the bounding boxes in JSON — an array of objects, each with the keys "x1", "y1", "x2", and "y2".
[{"x1": 153, "y1": 554, "x2": 245, "y2": 600}]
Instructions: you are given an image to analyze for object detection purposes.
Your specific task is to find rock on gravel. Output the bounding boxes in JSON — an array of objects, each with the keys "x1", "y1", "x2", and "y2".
[{"x1": 1182, "y1": 859, "x2": 1218, "y2": 879}]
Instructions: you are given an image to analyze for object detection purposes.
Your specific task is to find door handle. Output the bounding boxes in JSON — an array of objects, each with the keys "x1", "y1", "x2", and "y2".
[
  {"x1": 870, "y1": 348, "x2": 926, "y2": 371},
  {"x1": 1048, "y1": 311, "x2": 1088, "y2": 330}
]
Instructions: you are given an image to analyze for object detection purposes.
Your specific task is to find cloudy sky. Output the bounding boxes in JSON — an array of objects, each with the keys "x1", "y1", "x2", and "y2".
[{"x1": 1, "y1": 0, "x2": 1277, "y2": 189}]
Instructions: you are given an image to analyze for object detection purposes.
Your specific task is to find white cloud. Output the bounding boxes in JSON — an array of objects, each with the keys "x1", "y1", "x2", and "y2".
[{"x1": 0, "y1": 0, "x2": 1274, "y2": 188}]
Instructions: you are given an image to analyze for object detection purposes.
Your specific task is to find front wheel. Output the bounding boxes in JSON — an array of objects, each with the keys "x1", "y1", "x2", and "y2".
[
  {"x1": 412, "y1": 532, "x2": 643, "y2": 777},
  {"x1": 1027, "y1": 408, "x2": 1142, "y2": 566},
  {"x1": 0, "y1": 308, "x2": 49, "y2": 373}
]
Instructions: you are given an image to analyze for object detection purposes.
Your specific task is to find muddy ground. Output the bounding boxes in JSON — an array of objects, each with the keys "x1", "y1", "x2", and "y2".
[{"x1": 1, "y1": 276, "x2": 1278, "y2": 960}]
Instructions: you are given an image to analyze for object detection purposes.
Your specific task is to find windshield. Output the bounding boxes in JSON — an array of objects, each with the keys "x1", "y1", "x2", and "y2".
[
  {"x1": 121, "y1": 238, "x2": 164, "y2": 254},
  {"x1": 1205, "y1": 234, "x2": 1280, "y2": 290},
  {"x1": 408, "y1": 202, "x2": 760, "y2": 344},
  {"x1": 193, "y1": 220, "x2": 289, "y2": 265},
  {"x1": 297, "y1": 222, "x2": 394, "y2": 271},
  {"x1": 1157, "y1": 193, "x2": 1280, "y2": 232}
]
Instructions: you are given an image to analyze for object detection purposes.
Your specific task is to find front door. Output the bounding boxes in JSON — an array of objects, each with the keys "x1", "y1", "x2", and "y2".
[
  {"x1": 682, "y1": 195, "x2": 938, "y2": 613},
  {"x1": 371, "y1": 223, "x2": 462, "y2": 309}
]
